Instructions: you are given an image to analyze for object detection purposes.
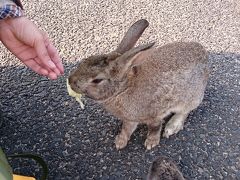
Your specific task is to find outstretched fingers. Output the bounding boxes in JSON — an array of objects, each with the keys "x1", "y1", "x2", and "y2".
[
  {"x1": 45, "y1": 38, "x2": 64, "y2": 74},
  {"x1": 34, "y1": 33, "x2": 64, "y2": 79}
]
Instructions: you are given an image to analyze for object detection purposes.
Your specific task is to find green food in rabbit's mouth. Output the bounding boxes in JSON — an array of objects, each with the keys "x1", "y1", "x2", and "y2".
[{"x1": 66, "y1": 79, "x2": 84, "y2": 109}]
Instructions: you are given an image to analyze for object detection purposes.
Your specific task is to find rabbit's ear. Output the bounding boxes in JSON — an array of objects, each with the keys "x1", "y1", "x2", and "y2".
[
  {"x1": 117, "y1": 42, "x2": 155, "y2": 65},
  {"x1": 115, "y1": 19, "x2": 149, "y2": 54},
  {"x1": 111, "y1": 42, "x2": 155, "y2": 78}
]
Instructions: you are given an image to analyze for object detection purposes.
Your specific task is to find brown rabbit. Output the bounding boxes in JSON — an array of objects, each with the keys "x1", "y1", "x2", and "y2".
[
  {"x1": 147, "y1": 156, "x2": 185, "y2": 180},
  {"x1": 68, "y1": 19, "x2": 209, "y2": 150}
]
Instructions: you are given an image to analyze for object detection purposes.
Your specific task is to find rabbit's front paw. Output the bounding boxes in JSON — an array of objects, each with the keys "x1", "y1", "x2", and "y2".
[
  {"x1": 115, "y1": 134, "x2": 128, "y2": 150},
  {"x1": 144, "y1": 135, "x2": 160, "y2": 150}
]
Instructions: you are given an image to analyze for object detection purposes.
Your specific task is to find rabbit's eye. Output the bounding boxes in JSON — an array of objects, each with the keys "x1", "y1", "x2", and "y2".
[{"x1": 92, "y1": 79, "x2": 103, "y2": 84}]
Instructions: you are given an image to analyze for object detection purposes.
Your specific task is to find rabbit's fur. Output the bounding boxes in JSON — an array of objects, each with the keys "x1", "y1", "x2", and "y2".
[
  {"x1": 147, "y1": 156, "x2": 185, "y2": 180},
  {"x1": 68, "y1": 19, "x2": 209, "y2": 150}
]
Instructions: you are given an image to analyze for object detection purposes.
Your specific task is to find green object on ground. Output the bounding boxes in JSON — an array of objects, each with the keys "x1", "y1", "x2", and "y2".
[{"x1": 0, "y1": 148, "x2": 13, "y2": 180}]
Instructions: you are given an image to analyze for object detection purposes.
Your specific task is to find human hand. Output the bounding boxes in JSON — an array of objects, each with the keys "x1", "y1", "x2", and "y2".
[{"x1": 0, "y1": 17, "x2": 64, "y2": 79}]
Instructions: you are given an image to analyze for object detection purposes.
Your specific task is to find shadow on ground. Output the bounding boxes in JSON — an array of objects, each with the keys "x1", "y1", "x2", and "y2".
[{"x1": 0, "y1": 52, "x2": 239, "y2": 179}]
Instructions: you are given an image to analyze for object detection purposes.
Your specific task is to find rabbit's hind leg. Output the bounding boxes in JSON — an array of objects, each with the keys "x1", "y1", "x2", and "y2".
[
  {"x1": 115, "y1": 121, "x2": 138, "y2": 150},
  {"x1": 145, "y1": 121, "x2": 163, "y2": 150},
  {"x1": 163, "y1": 112, "x2": 189, "y2": 138}
]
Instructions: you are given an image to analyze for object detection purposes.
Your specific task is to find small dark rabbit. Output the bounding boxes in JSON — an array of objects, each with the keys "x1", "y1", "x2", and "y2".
[
  {"x1": 68, "y1": 19, "x2": 209, "y2": 150},
  {"x1": 147, "y1": 156, "x2": 185, "y2": 180}
]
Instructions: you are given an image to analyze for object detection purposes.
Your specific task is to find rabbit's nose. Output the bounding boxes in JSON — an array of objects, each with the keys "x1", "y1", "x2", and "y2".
[{"x1": 68, "y1": 76, "x2": 80, "y2": 90}]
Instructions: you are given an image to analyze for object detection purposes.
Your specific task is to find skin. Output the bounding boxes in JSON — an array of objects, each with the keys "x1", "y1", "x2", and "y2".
[{"x1": 0, "y1": 17, "x2": 64, "y2": 79}]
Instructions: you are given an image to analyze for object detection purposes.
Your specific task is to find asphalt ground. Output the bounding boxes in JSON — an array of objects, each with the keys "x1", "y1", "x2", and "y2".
[{"x1": 0, "y1": 0, "x2": 239, "y2": 179}]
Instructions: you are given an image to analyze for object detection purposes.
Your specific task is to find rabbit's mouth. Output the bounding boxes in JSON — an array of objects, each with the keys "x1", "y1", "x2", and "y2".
[
  {"x1": 67, "y1": 75, "x2": 83, "y2": 94},
  {"x1": 66, "y1": 79, "x2": 85, "y2": 109}
]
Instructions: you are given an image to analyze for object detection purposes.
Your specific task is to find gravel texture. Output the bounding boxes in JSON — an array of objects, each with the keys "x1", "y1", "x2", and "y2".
[{"x1": 0, "y1": 0, "x2": 239, "y2": 179}]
